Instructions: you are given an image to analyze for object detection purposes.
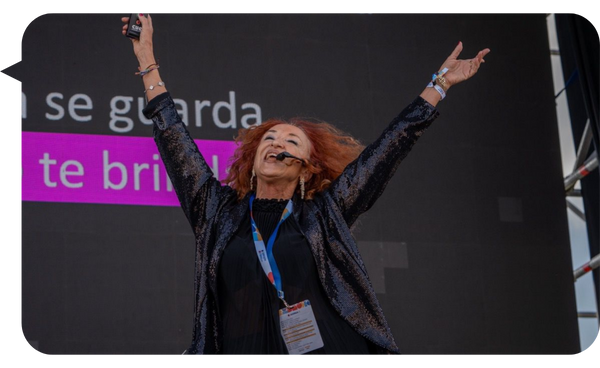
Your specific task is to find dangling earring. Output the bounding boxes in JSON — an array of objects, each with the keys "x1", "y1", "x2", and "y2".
[
  {"x1": 299, "y1": 176, "x2": 305, "y2": 200},
  {"x1": 250, "y1": 169, "x2": 255, "y2": 191}
]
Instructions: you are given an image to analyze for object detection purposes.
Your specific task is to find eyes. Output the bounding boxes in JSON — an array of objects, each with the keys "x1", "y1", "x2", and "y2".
[{"x1": 264, "y1": 135, "x2": 299, "y2": 146}]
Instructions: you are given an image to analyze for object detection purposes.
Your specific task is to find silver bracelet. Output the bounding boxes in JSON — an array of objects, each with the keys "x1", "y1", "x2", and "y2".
[{"x1": 144, "y1": 81, "x2": 165, "y2": 94}]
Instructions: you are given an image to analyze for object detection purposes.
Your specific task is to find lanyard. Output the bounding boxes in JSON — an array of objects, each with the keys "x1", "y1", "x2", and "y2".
[{"x1": 249, "y1": 194, "x2": 293, "y2": 308}]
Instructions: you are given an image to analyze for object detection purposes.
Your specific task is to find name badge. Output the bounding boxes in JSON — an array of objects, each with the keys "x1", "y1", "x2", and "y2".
[{"x1": 279, "y1": 300, "x2": 324, "y2": 354}]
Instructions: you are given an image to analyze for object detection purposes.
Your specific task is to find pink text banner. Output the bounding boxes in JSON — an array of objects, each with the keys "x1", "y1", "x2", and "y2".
[{"x1": 22, "y1": 132, "x2": 237, "y2": 207}]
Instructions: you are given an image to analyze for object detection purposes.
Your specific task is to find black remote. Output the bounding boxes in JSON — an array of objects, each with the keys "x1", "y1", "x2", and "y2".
[{"x1": 125, "y1": 14, "x2": 145, "y2": 40}]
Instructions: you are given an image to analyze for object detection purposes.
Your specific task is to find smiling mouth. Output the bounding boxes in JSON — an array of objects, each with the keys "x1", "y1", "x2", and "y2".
[{"x1": 264, "y1": 151, "x2": 281, "y2": 162}]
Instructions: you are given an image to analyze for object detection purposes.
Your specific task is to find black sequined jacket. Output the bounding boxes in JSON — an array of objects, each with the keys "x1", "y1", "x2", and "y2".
[{"x1": 143, "y1": 92, "x2": 439, "y2": 354}]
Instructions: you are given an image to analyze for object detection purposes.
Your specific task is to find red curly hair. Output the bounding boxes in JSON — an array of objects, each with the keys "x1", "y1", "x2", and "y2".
[{"x1": 224, "y1": 118, "x2": 365, "y2": 200}]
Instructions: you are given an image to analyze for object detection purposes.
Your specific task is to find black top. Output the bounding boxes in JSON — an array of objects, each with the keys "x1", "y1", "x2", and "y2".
[
  {"x1": 146, "y1": 92, "x2": 437, "y2": 353},
  {"x1": 217, "y1": 198, "x2": 372, "y2": 354}
]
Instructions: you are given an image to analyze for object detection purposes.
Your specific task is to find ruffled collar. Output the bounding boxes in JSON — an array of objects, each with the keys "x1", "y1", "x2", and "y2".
[{"x1": 252, "y1": 197, "x2": 290, "y2": 213}]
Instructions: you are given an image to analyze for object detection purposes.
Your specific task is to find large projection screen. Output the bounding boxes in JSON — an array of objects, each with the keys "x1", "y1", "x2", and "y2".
[{"x1": 17, "y1": 14, "x2": 580, "y2": 354}]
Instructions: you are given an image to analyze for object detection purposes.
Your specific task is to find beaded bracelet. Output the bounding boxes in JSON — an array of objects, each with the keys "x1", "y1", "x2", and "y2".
[{"x1": 136, "y1": 64, "x2": 160, "y2": 76}]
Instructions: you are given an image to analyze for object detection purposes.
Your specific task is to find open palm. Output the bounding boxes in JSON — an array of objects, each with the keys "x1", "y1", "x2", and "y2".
[{"x1": 440, "y1": 42, "x2": 491, "y2": 89}]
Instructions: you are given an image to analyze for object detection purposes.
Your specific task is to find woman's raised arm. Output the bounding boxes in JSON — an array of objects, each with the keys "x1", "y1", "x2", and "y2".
[
  {"x1": 121, "y1": 14, "x2": 167, "y2": 102},
  {"x1": 325, "y1": 42, "x2": 490, "y2": 226},
  {"x1": 421, "y1": 41, "x2": 490, "y2": 107},
  {"x1": 122, "y1": 15, "x2": 230, "y2": 228}
]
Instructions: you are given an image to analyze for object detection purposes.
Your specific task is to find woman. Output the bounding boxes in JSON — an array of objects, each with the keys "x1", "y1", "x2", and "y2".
[{"x1": 122, "y1": 14, "x2": 489, "y2": 354}]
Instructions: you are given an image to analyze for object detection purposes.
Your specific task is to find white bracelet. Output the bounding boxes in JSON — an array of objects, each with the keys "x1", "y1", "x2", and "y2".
[{"x1": 427, "y1": 82, "x2": 446, "y2": 100}]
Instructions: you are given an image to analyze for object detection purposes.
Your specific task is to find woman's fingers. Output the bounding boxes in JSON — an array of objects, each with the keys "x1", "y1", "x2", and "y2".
[
  {"x1": 466, "y1": 49, "x2": 490, "y2": 77},
  {"x1": 121, "y1": 17, "x2": 129, "y2": 35},
  {"x1": 137, "y1": 14, "x2": 152, "y2": 30},
  {"x1": 478, "y1": 48, "x2": 491, "y2": 63},
  {"x1": 136, "y1": 14, "x2": 153, "y2": 41},
  {"x1": 449, "y1": 41, "x2": 463, "y2": 60}
]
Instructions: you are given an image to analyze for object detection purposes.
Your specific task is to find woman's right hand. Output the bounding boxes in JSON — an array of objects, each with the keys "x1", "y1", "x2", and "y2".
[{"x1": 121, "y1": 14, "x2": 156, "y2": 70}]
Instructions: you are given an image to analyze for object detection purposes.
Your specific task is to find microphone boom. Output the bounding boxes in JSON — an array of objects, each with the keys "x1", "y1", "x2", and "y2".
[{"x1": 276, "y1": 152, "x2": 306, "y2": 165}]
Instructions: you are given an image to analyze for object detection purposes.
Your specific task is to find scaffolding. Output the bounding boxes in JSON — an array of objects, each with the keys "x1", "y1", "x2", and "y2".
[{"x1": 549, "y1": 14, "x2": 599, "y2": 352}]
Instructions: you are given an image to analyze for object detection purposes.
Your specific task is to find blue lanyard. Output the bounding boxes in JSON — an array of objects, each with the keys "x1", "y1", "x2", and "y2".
[{"x1": 249, "y1": 194, "x2": 294, "y2": 307}]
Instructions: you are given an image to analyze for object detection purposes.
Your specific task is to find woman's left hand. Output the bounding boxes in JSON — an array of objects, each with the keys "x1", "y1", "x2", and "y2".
[{"x1": 438, "y1": 42, "x2": 491, "y2": 90}]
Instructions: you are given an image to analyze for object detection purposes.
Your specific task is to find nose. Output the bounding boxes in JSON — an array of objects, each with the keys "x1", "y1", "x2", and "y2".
[{"x1": 271, "y1": 138, "x2": 284, "y2": 148}]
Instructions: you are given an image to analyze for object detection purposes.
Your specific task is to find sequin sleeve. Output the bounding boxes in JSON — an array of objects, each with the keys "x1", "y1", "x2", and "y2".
[
  {"x1": 326, "y1": 96, "x2": 439, "y2": 226},
  {"x1": 143, "y1": 92, "x2": 231, "y2": 227}
]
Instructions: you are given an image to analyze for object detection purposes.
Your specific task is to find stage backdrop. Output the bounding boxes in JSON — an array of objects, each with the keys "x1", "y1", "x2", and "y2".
[{"x1": 17, "y1": 14, "x2": 580, "y2": 353}]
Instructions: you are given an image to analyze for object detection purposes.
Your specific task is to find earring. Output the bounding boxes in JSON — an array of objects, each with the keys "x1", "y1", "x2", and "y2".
[
  {"x1": 299, "y1": 176, "x2": 305, "y2": 200},
  {"x1": 250, "y1": 169, "x2": 255, "y2": 191}
]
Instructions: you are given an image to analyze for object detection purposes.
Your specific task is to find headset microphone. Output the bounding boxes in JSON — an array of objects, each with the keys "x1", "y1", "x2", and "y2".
[{"x1": 276, "y1": 152, "x2": 306, "y2": 165}]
